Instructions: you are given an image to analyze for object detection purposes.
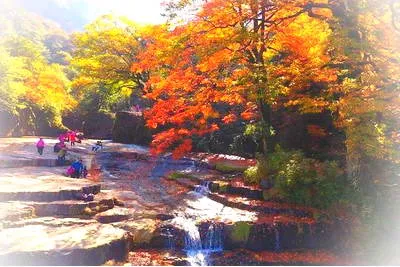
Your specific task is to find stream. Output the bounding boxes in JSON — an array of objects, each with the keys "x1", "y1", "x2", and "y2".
[{"x1": 96, "y1": 147, "x2": 256, "y2": 266}]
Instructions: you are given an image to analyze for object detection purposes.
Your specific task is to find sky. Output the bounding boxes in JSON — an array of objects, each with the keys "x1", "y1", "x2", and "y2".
[
  {"x1": 56, "y1": 0, "x2": 167, "y2": 25},
  {"x1": 3, "y1": 0, "x2": 169, "y2": 32},
  {"x1": 88, "y1": 0, "x2": 166, "y2": 24}
]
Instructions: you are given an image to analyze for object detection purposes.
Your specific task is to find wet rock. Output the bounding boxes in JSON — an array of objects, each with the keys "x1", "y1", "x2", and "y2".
[
  {"x1": 223, "y1": 220, "x2": 343, "y2": 251},
  {"x1": 156, "y1": 214, "x2": 175, "y2": 221},
  {"x1": 112, "y1": 111, "x2": 151, "y2": 145},
  {"x1": 0, "y1": 221, "x2": 130, "y2": 265},
  {"x1": 150, "y1": 224, "x2": 186, "y2": 249}
]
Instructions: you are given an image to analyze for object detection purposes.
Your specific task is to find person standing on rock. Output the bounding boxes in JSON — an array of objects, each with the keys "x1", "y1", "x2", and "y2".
[
  {"x1": 36, "y1": 138, "x2": 45, "y2": 155},
  {"x1": 57, "y1": 148, "x2": 67, "y2": 166},
  {"x1": 70, "y1": 131, "x2": 76, "y2": 146}
]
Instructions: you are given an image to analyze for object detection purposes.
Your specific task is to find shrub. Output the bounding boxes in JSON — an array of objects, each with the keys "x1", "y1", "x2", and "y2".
[
  {"x1": 243, "y1": 152, "x2": 269, "y2": 185},
  {"x1": 245, "y1": 146, "x2": 348, "y2": 209}
]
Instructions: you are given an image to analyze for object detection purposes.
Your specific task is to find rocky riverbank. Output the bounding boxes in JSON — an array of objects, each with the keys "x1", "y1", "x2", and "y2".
[{"x1": 0, "y1": 137, "x2": 351, "y2": 265}]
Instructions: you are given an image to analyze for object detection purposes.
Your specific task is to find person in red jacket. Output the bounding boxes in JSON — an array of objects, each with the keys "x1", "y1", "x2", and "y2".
[
  {"x1": 36, "y1": 138, "x2": 45, "y2": 155},
  {"x1": 70, "y1": 131, "x2": 76, "y2": 146}
]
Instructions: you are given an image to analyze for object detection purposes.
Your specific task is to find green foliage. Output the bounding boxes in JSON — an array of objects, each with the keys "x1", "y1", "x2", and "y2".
[
  {"x1": 193, "y1": 120, "x2": 257, "y2": 158},
  {"x1": 0, "y1": 34, "x2": 74, "y2": 135},
  {"x1": 244, "y1": 153, "x2": 268, "y2": 185},
  {"x1": 230, "y1": 221, "x2": 251, "y2": 244},
  {"x1": 246, "y1": 146, "x2": 349, "y2": 209},
  {"x1": 167, "y1": 171, "x2": 196, "y2": 180},
  {"x1": 71, "y1": 15, "x2": 147, "y2": 114}
]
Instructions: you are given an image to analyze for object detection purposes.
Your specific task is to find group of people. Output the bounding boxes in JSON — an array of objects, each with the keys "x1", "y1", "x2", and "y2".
[
  {"x1": 58, "y1": 130, "x2": 83, "y2": 146},
  {"x1": 35, "y1": 131, "x2": 102, "y2": 179}
]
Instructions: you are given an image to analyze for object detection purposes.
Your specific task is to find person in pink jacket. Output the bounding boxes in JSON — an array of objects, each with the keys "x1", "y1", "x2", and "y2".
[{"x1": 36, "y1": 138, "x2": 45, "y2": 155}]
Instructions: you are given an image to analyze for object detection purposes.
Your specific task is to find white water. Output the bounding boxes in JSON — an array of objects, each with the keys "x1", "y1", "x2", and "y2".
[
  {"x1": 194, "y1": 181, "x2": 211, "y2": 195},
  {"x1": 171, "y1": 215, "x2": 223, "y2": 266}
]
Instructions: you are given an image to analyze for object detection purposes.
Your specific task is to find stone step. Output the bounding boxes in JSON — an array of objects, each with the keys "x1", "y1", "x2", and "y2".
[
  {"x1": 208, "y1": 178, "x2": 264, "y2": 200},
  {"x1": 0, "y1": 158, "x2": 58, "y2": 168},
  {"x1": 208, "y1": 192, "x2": 315, "y2": 218},
  {"x1": 0, "y1": 218, "x2": 131, "y2": 265},
  {"x1": 32, "y1": 198, "x2": 113, "y2": 217},
  {"x1": 0, "y1": 167, "x2": 101, "y2": 202}
]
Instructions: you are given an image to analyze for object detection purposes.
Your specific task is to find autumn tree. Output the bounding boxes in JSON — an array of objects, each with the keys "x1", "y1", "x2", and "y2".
[
  {"x1": 0, "y1": 36, "x2": 75, "y2": 134},
  {"x1": 300, "y1": 0, "x2": 400, "y2": 190},
  {"x1": 133, "y1": 0, "x2": 336, "y2": 158},
  {"x1": 72, "y1": 15, "x2": 148, "y2": 112}
]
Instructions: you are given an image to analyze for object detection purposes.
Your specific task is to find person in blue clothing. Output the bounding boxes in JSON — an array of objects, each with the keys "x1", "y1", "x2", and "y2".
[{"x1": 71, "y1": 159, "x2": 84, "y2": 178}]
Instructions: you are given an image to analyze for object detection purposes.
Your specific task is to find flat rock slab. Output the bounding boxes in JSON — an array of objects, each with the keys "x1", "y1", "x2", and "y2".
[
  {"x1": 0, "y1": 202, "x2": 34, "y2": 223},
  {"x1": 0, "y1": 167, "x2": 100, "y2": 201},
  {"x1": 0, "y1": 219, "x2": 130, "y2": 265},
  {"x1": 95, "y1": 206, "x2": 133, "y2": 223}
]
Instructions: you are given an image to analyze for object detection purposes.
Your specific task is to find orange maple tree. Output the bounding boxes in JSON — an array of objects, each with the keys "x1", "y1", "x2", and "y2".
[{"x1": 132, "y1": 0, "x2": 338, "y2": 158}]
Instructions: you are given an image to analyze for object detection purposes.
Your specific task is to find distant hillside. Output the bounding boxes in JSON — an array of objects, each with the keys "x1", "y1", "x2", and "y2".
[
  {"x1": 0, "y1": 0, "x2": 90, "y2": 32},
  {"x1": 0, "y1": 0, "x2": 73, "y2": 65}
]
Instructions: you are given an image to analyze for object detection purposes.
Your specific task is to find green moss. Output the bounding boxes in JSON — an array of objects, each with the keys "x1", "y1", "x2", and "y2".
[
  {"x1": 210, "y1": 182, "x2": 219, "y2": 192},
  {"x1": 217, "y1": 182, "x2": 229, "y2": 193},
  {"x1": 215, "y1": 163, "x2": 247, "y2": 173},
  {"x1": 167, "y1": 171, "x2": 196, "y2": 180},
  {"x1": 231, "y1": 221, "x2": 251, "y2": 243}
]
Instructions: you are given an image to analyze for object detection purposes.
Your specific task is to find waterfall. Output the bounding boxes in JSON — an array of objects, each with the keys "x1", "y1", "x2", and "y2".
[
  {"x1": 172, "y1": 217, "x2": 224, "y2": 266},
  {"x1": 203, "y1": 223, "x2": 223, "y2": 251},
  {"x1": 194, "y1": 181, "x2": 211, "y2": 195},
  {"x1": 164, "y1": 228, "x2": 175, "y2": 250}
]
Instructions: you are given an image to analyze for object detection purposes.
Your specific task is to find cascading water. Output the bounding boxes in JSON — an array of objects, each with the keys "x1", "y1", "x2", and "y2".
[
  {"x1": 194, "y1": 181, "x2": 211, "y2": 195},
  {"x1": 164, "y1": 228, "x2": 175, "y2": 250},
  {"x1": 171, "y1": 217, "x2": 224, "y2": 266},
  {"x1": 203, "y1": 223, "x2": 223, "y2": 251}
]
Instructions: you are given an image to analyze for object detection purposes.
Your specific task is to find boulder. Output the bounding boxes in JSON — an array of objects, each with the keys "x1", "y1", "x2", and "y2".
[
  {"x1": 149, "y1": 223, "x2": 186, "y2": 249},
  {"x1": 112, "y1": 218, "x2": 159, "y2": 247},
  {"x1": 112, "y1": 111, "x2": 151, "y2": 145}
]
